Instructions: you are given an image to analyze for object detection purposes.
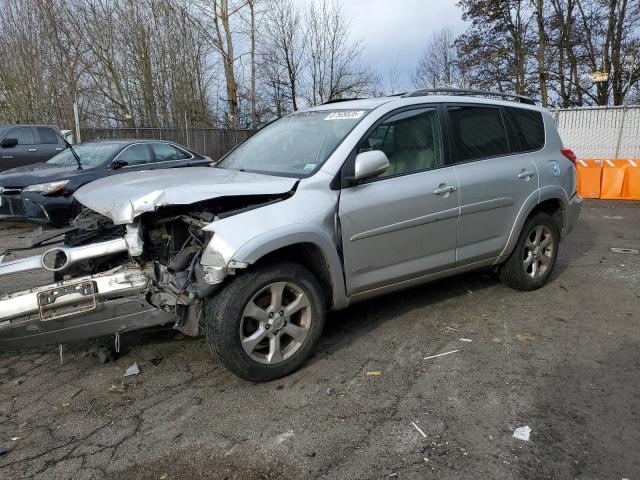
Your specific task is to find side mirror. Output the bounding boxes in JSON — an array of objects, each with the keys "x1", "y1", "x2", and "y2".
[
  {"x1": 110, "y1": 159, "x2": 128, "y2": 169},
  {"x1": 353, "y1": 150, "x2": 390, "y2": 182},
  {"x1": 1, "y1": 138, "x2": 18, "y2": 148}
]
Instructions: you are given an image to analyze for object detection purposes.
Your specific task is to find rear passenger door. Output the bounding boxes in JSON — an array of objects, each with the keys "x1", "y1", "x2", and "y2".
[
  {"x1": 447, "y1": 104, "x2": 540, "y2": 265},
  {"x1": 35, "y1": 127, "x2": 65, "y2": 162}
]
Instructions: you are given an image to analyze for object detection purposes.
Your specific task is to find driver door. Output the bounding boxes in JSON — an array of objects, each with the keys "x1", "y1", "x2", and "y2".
[{"x1": 338, "y1": 107, "x2": 460, "y2": 295}]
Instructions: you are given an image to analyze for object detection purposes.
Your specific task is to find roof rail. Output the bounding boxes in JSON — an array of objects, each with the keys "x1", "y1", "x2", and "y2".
[
  {"x1": 403, "y1": 88, "x2": 537, "y2": 105},
  {"x1": 322, "y1": 98, "x2": 366, "y2": 105}
]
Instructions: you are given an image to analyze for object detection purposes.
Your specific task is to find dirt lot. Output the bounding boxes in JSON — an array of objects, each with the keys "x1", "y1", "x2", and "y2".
[{"x1": 0, "y1": 200, "x2": 638, "y2": 479}]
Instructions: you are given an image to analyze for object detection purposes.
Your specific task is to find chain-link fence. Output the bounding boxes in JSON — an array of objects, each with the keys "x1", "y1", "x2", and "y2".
[
  {"x1": 553, "y1": 105, "x2": 640, "y2": 159},
  {"x1": 80, "y1": 127, "x2": 254, "y2": 160}
]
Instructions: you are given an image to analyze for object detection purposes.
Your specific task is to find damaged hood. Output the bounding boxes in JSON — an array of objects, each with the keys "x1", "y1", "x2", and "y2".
[{"x1": 73, "y1": 167, "x2": 298, "y2": 224}]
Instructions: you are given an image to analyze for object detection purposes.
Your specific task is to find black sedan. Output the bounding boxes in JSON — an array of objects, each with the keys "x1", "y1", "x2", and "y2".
[{"x1": 0, "y1": 139, "x2": 211, "y2": 227}]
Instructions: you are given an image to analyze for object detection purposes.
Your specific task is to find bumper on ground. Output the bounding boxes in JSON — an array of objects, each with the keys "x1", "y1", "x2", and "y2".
[{"x1": 0, "y1": 267, "x2": 176, "y2": 350}]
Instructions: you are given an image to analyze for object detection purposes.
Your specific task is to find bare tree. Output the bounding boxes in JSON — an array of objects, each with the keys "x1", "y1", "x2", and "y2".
[
  {"x1": 262, "y1": 0, "x2": 305, "y2": 112},
  {"x1": 413, "y1": 26, "x2": 464, "y2": 89},
  {"x1": 305, "y1": 0, "x2": 375, "y2": 105}
]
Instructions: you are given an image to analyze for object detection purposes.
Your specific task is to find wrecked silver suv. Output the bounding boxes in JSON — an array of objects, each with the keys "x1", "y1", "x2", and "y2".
[{"x1": 0, "y1": 90, "x2": 581, "y2": 381}]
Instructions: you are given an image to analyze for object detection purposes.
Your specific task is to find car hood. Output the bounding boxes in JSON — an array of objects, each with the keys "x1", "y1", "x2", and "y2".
[
  {"x1": 74, "y1": 167, "x2": 298, "y2": 224},
  {"x1": 0, "y1": 163, "x2": 94, "y2": 188}
]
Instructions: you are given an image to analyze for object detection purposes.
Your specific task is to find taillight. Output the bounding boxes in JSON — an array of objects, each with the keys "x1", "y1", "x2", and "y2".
[{"x1": 561, "y1": 147, "x2": 577, "y2": 167}]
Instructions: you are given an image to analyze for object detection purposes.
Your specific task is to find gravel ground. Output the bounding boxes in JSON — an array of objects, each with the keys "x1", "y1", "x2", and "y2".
[{"x1": 0, "y1": 200, "x2": 639, "y2": 479}]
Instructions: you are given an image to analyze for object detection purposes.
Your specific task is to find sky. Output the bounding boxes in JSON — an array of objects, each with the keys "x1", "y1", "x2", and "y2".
[{"x1": 338, "y1": 0, "x2": 466, "y2": 90}]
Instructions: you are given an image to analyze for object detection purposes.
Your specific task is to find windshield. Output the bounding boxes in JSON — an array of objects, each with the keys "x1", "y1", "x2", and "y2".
[
  {"x1": 217, "y1": 110, "x2": 369, "y2": 177},
  {"x1": 46, "y1": 143, "x2": 123, "y2": 168}
]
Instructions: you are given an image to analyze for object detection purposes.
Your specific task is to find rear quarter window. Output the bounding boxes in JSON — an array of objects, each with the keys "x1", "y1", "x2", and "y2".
[{"x1": 503, "y1": 107, "x2": 545, "y2": 153}]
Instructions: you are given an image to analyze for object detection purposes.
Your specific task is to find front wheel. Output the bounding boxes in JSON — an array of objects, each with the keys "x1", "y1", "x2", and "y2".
[
  {"x1": 499, "y1": 212, "x2": 559, "y2": 291},
  {"x1": 205, "y1": 261, "x2": 325, "y2": 382}
]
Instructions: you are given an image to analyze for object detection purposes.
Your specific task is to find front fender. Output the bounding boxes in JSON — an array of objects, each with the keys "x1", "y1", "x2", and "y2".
[{"x1": 231, "y1": 224, "x2": 348, "y2": 310}]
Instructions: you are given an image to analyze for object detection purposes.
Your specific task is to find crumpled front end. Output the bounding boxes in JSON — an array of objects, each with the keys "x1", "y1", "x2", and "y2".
[{"x1": 0, "y1": 185, "x2": 293, "y2": 350}]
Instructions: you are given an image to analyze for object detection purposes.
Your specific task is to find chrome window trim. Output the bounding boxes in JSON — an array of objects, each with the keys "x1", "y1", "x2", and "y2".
[{"x1": 110, "y1": 142, "x2": 194, "y2": 169}]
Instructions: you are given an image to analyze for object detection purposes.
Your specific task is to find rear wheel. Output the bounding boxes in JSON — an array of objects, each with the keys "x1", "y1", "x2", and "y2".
[
  {"x1": 205, "y1": 261, "x2": 325, "y2": 382},
  {"x1": 499, "y1": 212, "x2": 559, "y2": 290}
]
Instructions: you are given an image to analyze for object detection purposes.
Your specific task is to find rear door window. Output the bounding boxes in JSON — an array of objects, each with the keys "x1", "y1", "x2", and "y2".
[
  {"x1": 503, "y1": 107, "x2": 545, "y2": 153},
  {"x1": 7, "y1": 127, "x2": 35, "y2": 145},
  {"x1": 36, "y1": 127, "x2": 59, "y2": 144},
  {"x1": 447, "y1": 106, "x2": 509, "y2": 162},
  {"x1": 117, "y1": 144, "x2": 152, "y2": 166},
  {"x1": 151, "y1": 143, "x2": 191, "y2": 162}
]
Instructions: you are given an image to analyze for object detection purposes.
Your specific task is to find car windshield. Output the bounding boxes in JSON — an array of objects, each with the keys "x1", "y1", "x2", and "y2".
[
  {"x1": 46, "y1": 143, "x2": 123, "y2": 168},
  {"x1": 217, "y1": 110, "x2": 369, "y2": 177}
]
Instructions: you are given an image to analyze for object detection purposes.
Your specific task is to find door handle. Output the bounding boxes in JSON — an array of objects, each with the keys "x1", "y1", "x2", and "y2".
[
  {"x1": 517, "y1": 170, "x2": 536, "y2": 179},
  {"x1": 1, "y1": 155, "x2": 13, "y2": 159},
  {"x1": 28, "y1": 148, "x2": 38, "y2": 152},
  {"x1": 55, "y1": 147, "x2": 63, "y2": 151},
  {"x1": 433, "y1": 185, "x2": 457, "y2": 195}
]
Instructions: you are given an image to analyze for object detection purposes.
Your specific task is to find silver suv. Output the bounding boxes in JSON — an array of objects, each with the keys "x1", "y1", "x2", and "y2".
[{"x1": 0, "y1": 89, "x2": 582, "y2": 381}]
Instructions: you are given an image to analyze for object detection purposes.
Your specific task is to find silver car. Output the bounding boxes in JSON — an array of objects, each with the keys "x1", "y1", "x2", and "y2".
[{"x1": 0, "y1": 89, "x2": 582, "y2": 381}]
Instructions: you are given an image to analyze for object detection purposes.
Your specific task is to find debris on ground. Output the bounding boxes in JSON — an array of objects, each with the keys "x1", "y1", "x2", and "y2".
[
  {"x1": 516, "y1": 334, "x2": 533, "y2": 342},
  {"x1": 603, "y1": 215, "x2": 624, "y2": 220},
  {"x1": 124, "y1": 362, "x2": 140, "y2": 377},
  {"x1": 326, "y1": 388, "x2": 334, "y2": 395},
  {"x1": 366, "y1": 371, "x2": 382, "y2": 376},
  {"x1": 513, "y1": 426, "x2": 531, "y2": 441},
  {"x1": 109, "y1": 383, "x2": 126, "y2": 393},
  {"x1": 411, "y1": 421, "x2": 427, "y2": 438},
  {"x1": 424, "y1": 350, "x2": 459, "y2": 360},
  {"x1": 610, "y1": 247, "x2": 639, "y2": 254},
  {"x1": 88, "y1": 344, "x2": 116, "y2": 364},
  {"x1": 0, "y1": 446, "x2": 9, "y2": 455},
  {"x1": 149, "y1": 355, "x2": 163, "y2": 366},
  {"x1": 459, "y1": 338, "x2": 472, "y2": 342}
]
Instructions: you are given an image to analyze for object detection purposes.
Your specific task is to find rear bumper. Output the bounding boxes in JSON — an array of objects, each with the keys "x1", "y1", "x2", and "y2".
[
  {"x1": 0, "y1": 266, "x2": 176, "y2": 350},
  {"x1": 564, "y1": 192, "x2": 582, "y2": 238}
]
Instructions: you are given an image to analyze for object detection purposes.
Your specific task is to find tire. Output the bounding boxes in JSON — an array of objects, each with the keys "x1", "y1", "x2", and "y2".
[
  {"x1": 499, "y1": 212, "x2": 559, "y2": 291},
  {"x1": 205, "y1": 261, "x2": 325, "y2": 382}
]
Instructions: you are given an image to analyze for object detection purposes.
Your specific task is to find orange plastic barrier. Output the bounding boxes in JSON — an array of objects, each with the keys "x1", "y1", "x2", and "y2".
[
  {"x1": 600, "y1": 159, "x2": 640, "y2": 200},
  {"x1": 576, "y1": 159, "x2": 603, "y2": 199}
]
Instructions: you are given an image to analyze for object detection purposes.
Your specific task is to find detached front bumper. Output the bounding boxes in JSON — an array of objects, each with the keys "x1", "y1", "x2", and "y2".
[{"x1": 0, "y1": 266, "x2": 176, "y2": 350}]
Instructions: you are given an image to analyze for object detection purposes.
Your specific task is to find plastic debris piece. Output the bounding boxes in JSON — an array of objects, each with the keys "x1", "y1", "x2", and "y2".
[
  {"x1": 366, "y1": 371, "x2": 382, "y2": 376},
  {"x1": 603, "y1": 215, "x2": 623, "y2": 220},
  {"x1": 124, "y1": 362, "x2": 139, "y2": 377},
  {"x1": 411, "y1": 421, "x2": 427, "y2": 438},
  {"x1": 513, "y1": 426, "x2": 531, "y2": 441},
  {"x1": 610, "y1": 247, "x2": 639, "y2": 254},
  {"x1": 459, "y1": 338, "x2": 472, "y2": 342},
  {"x1": 424, "y1": 350, "x2": 459, "y2": 360},
  {"x1": 10, "y1": 437, "x2": 20, "y2": 441}
]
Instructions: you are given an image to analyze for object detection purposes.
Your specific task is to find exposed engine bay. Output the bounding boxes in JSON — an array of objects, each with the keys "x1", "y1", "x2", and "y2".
[{"x1": 0, "y1": 191, "x2": 293, "y2": 350}]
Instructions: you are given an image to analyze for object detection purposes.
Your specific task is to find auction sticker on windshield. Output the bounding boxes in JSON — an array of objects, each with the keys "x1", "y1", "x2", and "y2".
[{"x1": 325, "y1": 111, "x2": 365, "y2": 120}]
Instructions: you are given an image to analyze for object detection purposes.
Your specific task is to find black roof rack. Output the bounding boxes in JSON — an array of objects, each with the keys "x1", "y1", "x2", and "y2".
[
  {"x1": 403, "y1": 88, "x2": 536, "y2": 105},
  {"x1": 322, "y1": 97, "x2": 367, "y2": 105}
]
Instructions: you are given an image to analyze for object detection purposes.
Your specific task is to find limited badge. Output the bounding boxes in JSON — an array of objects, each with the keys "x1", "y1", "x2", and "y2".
[{"x1": 548, "y1": 161, "x2": 561, "y2": 177}]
